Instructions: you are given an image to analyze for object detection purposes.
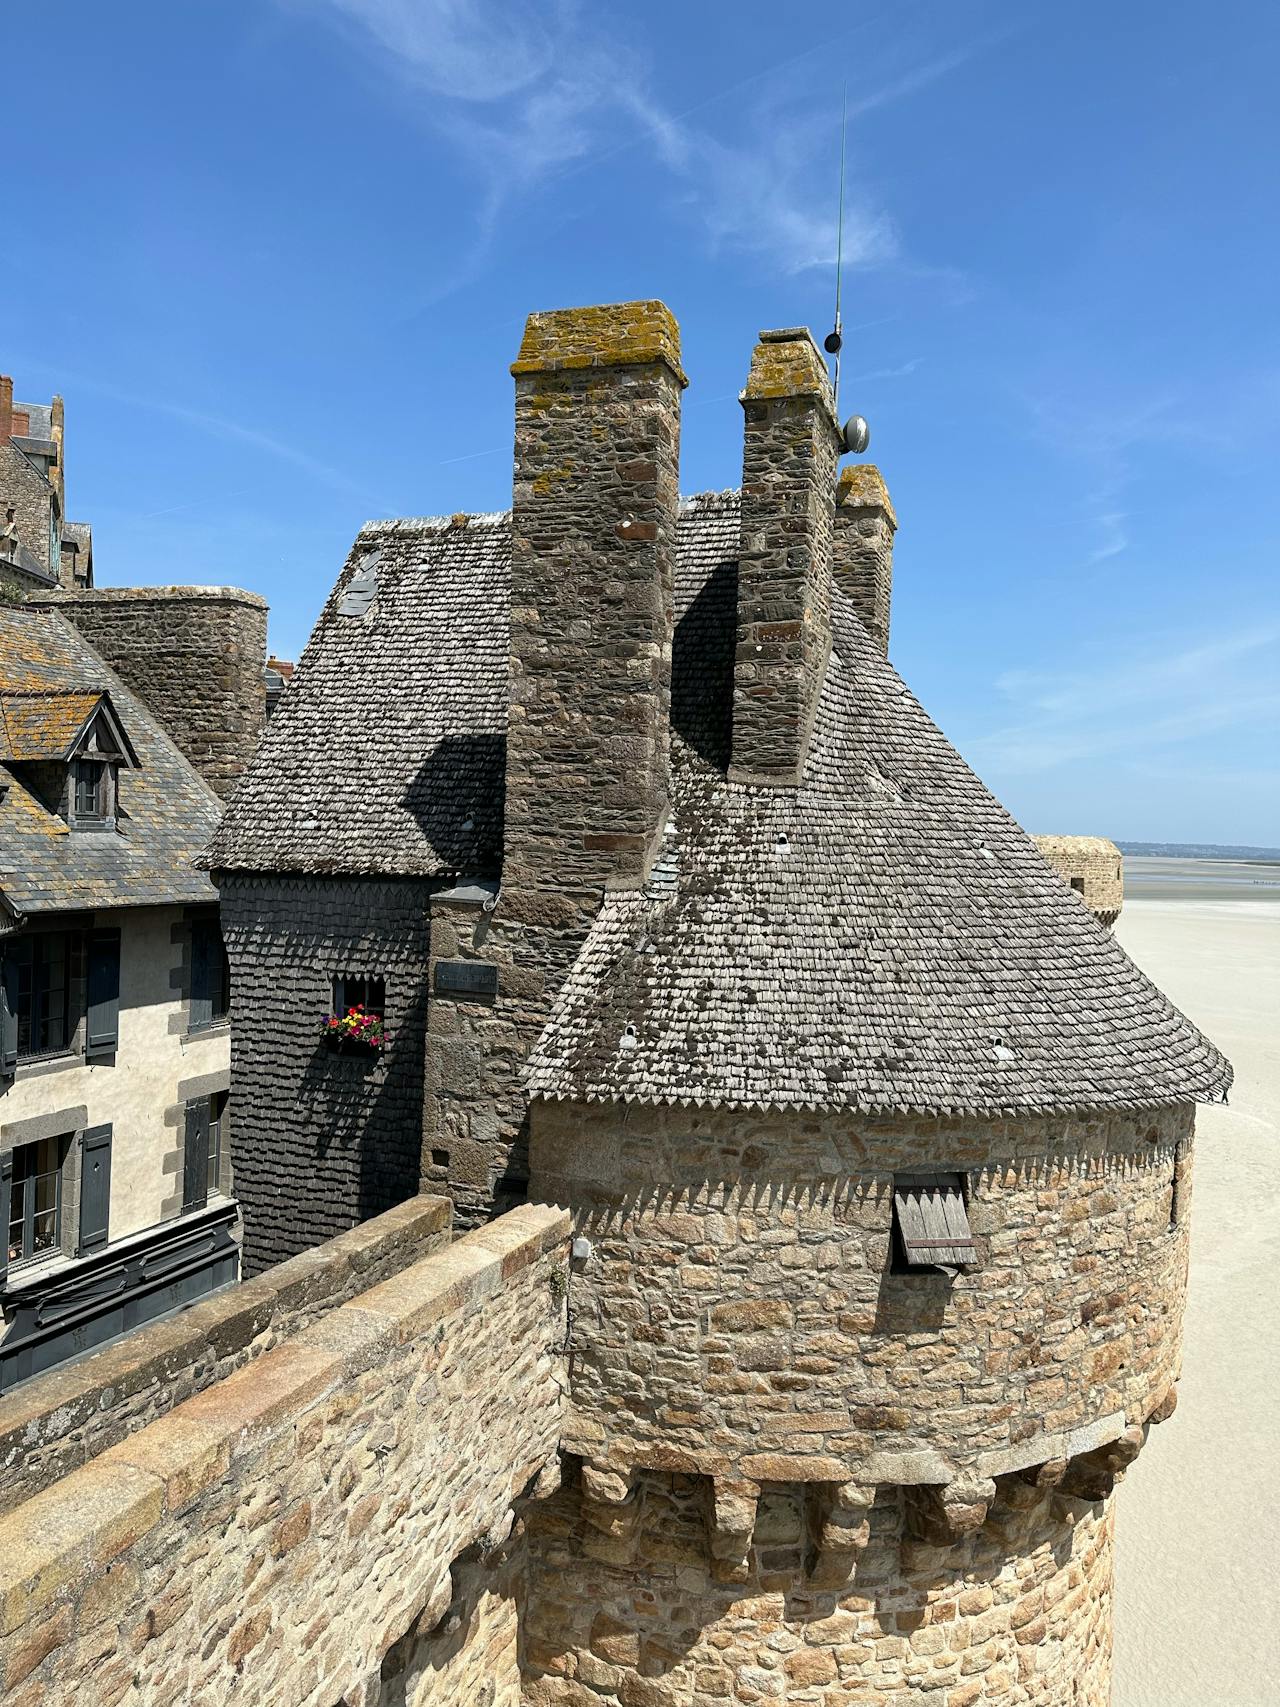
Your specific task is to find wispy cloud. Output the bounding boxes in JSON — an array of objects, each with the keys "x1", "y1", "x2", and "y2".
[
  {"x1": 282, "y1": 0, "x2": 984, "y2": 279},
  {"x1": 973, "y1": 624, "x2": 1280, "y2": 773}
]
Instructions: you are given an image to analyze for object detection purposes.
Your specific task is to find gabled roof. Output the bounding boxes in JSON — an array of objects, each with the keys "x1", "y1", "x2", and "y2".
[
  {"x1": 0, "y1": 610, "x2": 221, "y2": 915},
  {"x1": 0, "y1": 688, "x2": 138, "y2": 766},
  {"x1": 208, "y1": 493, "x2": 1230, "y2": 1117}
]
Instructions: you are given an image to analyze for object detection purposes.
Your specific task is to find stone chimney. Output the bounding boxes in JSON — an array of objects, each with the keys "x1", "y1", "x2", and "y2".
[
  {"x1": 731, "y1": 328, "x2": 842, "y2": 785},
  {"x1": 506, "y1": 300, "x2": 685, "y2": 895},
  {"x1": 0, "y1": 377, "x2": 12, "y2": 445},
  {"x1": 833, "y1": 464, "x2": 895, "y2": 654}
]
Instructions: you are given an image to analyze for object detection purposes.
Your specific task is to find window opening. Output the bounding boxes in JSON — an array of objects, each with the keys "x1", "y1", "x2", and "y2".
[
  {"x1": 333, "y1": 973, "x2": 385, "y2": 1020},
  {"x1": 10, "y1": 930, "x2": 77, "y2": 1058},
  {"x1": 8, "y1": 1135, "x2": 65, "y2": 1266},
  {"x1": 74, "y1": 759, "x2": 105, "y2": 819},
  {"x1": 208, "y1": 1091, "x2": 227, "y2": 1198}
]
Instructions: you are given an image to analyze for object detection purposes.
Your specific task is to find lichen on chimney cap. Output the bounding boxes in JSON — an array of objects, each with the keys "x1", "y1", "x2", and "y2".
[
  {"x1": 836, "y1": 464, "x2": 897, "y2": 529},
  {"x1": 742, "y1": 327, "x2": 836, "y2": 408},
  {"x1": 511, "y1": 300, "x2": 687, "y2": 387}
]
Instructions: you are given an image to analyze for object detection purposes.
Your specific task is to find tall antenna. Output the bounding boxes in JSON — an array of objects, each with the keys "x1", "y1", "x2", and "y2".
[{"x1": 823, "y1": 84, "x2": 849, "y2": 410}]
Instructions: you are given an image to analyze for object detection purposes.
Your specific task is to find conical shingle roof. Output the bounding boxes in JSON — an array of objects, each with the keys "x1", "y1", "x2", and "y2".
[{"x1": 526, "y1": 494, "x2": 1231, "y2": 1114}]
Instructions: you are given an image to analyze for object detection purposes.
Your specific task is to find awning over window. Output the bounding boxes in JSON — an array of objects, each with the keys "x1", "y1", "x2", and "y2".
[{"x1": 893, "y1": 1172, "x2": 975, "y2": 1269}]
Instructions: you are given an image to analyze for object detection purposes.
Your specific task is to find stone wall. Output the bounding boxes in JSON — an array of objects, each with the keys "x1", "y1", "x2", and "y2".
[
  {"x1": 219, "y1": 874, "x2": 433, "y2": 1274},
  {"x1": 0, "y1": 1194, "x2": 450, "y2": 1516},
  {"x1": 526, "y1": 1466, "x2": 1114, "y2": 1707},
  {"x1": 0, "y1": 1202, "x2": 569, "y2": 1707},
  {"x1": 32, "y1": 586, "x2": 268, "y2": 799},
  {"x1": 1033, "y1": 838, "x2": 1124, "y2": 930},
  {"x1": 532, "y1": 1100, "x2": 1191, "y2": 1485}
]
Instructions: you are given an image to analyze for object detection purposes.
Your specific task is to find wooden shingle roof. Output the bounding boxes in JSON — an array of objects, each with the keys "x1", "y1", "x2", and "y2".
[{"x1": 208, "y1": 495, "x2": 1231, "y2": 1116}]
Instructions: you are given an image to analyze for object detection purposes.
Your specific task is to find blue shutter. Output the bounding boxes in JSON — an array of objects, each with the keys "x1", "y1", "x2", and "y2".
[
  {"x1": 182, "y1": 1100, "x2": 210, "y2": 1213},
  {"x1": 0, "y1": 1150, "x2": 12, "y2": 1283},
  {"x1": 0, "y1": 956, "x2": 17, "y2": 1079},
  {"x1": 78, "y1": 1124, "x2": 112, "y2": 1253},
  {"x1": 86, "y1": 929, "x2": 121, "y2": 1061}
]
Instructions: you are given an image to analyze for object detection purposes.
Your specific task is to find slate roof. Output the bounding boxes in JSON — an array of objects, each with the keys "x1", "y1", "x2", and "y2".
[
  {"x1": 210, "y1": 494, "x2": 1230, "y2": 1116},
  {"x1": 0, "y1": 690, "x2": 108, "y2": 762},
  {"x1": 0, "y1": 609, "x2": 221, "y2": 915}
]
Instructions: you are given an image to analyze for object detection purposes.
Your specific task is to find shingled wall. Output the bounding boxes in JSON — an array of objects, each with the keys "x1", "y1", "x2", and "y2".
[
  {"x1": 219, "y1": 874, "x2": 433, "y2": 1274},
  {"x1": 0, "y1": 1203, "x2": 569, "y2": 1707}
]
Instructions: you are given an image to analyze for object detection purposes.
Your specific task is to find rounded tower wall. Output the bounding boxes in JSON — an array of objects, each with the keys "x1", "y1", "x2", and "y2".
[
  {"x1": 533, "y1": 1099, "x2": 1192, "y2": 1484},
  {"x1": 525, "y1": 1467, "x2": 1115, "y2": 1707},
  {"x1": 1033, "y1": 836, "x2": 1124, "y2": 930}
]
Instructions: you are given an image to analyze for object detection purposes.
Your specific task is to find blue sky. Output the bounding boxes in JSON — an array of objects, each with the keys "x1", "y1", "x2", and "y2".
[{"x1": 5, "y1": 0, "x2": 1278, "y2": 844}]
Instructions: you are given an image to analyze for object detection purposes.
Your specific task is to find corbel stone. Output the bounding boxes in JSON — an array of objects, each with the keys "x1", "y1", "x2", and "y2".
[
  {"x1": 708, "y1": 1476, "x2": 760, "y2": 1583},
  {"x1": 809, "y1": 1480, "x2": 875, "y2": 1588},
  {"x1": 1148, "y1": 1385, "x2": 1178, "y2": 1425},
  {"x1": 1058, "y1": 1426, "x2": 1147, "y2": 1502},
  {"x1": 907, "y1": 1475, "x2": 997, "y2": 1545},
  {"x1": 580, "y1": 1460, "x2": 643, "y2": 1566}
]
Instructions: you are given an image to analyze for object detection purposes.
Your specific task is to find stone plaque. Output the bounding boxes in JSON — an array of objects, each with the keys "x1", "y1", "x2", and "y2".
[{"x1": 434, "y1": 960, "x2": 498, "y2": 997}]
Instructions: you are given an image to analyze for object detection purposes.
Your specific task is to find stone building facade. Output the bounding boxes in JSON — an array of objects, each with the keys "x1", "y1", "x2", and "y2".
[
  {"x1": 200, "y1": 299, "x2": 1230, "y2": 1705},
  {"x1": 0, "y1": 376, "x2": 92, "y2": 595},
  {"x1": 0, "y1": 609, "x2": 238, "y2": 1391}
]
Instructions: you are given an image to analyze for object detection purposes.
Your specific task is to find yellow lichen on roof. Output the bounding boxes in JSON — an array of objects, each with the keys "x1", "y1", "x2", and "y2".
[
  {"x1": 511, "y1": 300, "x2": 687, "y2": 386},
  {"x1": 0, "y1": 691, "x2": 103, "y2": 761}
]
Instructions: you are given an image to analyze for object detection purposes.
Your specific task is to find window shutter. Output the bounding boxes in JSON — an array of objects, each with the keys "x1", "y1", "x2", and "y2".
[
  {"x1": 0, "y1": 956, "x2": 17, "y2": 1079},
  {"x1": 78, "y1": 1123, "x2": 112, "y2": 1253},
  {"x1": 183, "y1": 1099, "x2": 210, "y2": 1213},
  {"x1": 190, "y1": 923, "x2": 213, "y2": 1030},
  {"x1": 0, "y1": 1150, "x2": 12, "y2": 1284},
  {"x1": 85, "y1": 928, "x2": 121, "y2": 1061}
]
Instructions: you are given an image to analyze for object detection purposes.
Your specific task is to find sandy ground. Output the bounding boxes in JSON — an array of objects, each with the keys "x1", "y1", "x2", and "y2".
[{"x1": 1111, "y1": 901, "x2": 1280, "y2": 1707}]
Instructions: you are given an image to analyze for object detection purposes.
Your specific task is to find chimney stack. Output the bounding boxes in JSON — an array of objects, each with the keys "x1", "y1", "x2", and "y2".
[
  {"x1": 506, "y1": 300, "x2": 685, "y2": 896},
  {"x1": 0, "y1": 377, "x2": 12, "y2": 446},
  {"x1": 833, "y1": 464, "x2": 895, "y2": 654},
  {"x1": 730, "y1": 328, "x2": 842, "y2": 785}
]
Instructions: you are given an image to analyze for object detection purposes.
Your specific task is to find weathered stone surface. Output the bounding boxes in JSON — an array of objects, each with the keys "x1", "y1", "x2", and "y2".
[{"x1": 0, "y1": 1206, "x2": 568, "y2": 1705}]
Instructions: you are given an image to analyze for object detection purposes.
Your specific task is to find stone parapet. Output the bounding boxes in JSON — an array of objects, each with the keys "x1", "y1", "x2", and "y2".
[
  {"x1": 0, "y1": 1192, "x2": 451, "y2": 1517},
  {"x1": 0, "y1": 1202, "x2": 569, "y2": 1706}
]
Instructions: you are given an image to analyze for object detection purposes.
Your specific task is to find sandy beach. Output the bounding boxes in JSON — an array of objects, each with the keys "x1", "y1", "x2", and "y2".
[{"x1": 1111, "y1": 896, "x2": 1280, "y2": 1707}]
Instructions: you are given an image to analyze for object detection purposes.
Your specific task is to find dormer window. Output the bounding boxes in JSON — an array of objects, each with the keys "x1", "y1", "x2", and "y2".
[
  {"x1": 0, "y1": 687, "x2": 138, "y2": 832},
  {"x1": 74, "y1": 757, "x2": 107, "y2": 821}
]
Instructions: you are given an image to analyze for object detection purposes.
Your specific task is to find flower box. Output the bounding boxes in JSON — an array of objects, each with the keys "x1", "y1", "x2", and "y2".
[{"x1": 320, "y1": 1004, "x2": 387, "y2": 1054}]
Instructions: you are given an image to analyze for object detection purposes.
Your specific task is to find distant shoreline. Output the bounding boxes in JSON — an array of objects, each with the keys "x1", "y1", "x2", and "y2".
[
  {"x1": 1123, "y1": 853, "x2": 1280, "y2": 902},
  {"x1": 1116, "y1": 841, "x2": 1280, "y2": 862}
]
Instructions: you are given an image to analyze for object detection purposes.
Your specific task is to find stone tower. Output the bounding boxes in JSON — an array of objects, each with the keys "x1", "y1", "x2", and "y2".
[{"x1": 512, "y1": 315, "x2": 1227, "y2": 1706}]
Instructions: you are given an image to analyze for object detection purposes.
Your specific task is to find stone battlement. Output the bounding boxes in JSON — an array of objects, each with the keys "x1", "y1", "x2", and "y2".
[
  {"x1": 0, "y1": 1193, "x2": 450, "y2": 1517},
  {"x1": 0, "y1": 1201, "x2": 569, "y2": 1706}
]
